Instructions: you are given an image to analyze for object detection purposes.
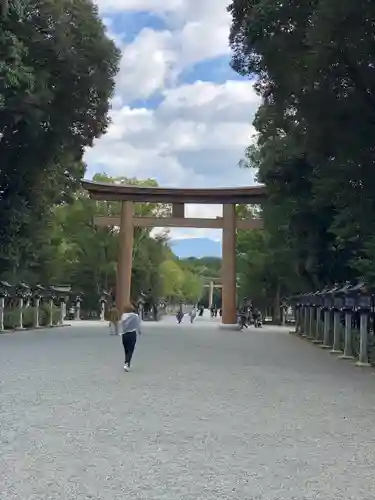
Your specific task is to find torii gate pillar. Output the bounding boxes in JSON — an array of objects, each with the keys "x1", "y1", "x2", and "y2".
[
  {"x1": 208, "y1": 280, "x2": 214, "y2": 309},
  {"x1": 221, "y1": 203, "x2": 237, "y2": 327},
  {"x1": 116, "y1": 201, "x2": 134, "y2": 311}
]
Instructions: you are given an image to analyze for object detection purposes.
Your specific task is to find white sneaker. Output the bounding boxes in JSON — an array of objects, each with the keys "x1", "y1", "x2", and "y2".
[{"x1": 124, "y1": 363, "x2": 130, "y2": 372}]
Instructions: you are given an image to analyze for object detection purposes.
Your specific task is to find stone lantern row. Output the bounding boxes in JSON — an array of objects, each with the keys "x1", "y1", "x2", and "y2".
[
  {"x1": 291, "y1": 280, "x2": 373, "y2": 367},
  {"x1": 0, "y1": 281, "x2": 85, "y2": 332}
]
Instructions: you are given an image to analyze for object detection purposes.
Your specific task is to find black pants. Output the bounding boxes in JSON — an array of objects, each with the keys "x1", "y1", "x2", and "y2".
[{"x1": 122, "y1": 331, "x2": 137, "y2": 365}]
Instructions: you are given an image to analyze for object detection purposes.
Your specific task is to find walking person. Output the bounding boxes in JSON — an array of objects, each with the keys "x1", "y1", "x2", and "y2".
[
  {"x1": 121, "y1": 303, "x2": 141, "y2": 372},
  {"x1": 108, "y1": 304, "x2": 120, "y2": 335},
  {"x1": 189, "y1": 305, "x2": 197, "y2": 324},
  {"x1": 176, "y1": 303, "x2": 184, "y2": 324}
]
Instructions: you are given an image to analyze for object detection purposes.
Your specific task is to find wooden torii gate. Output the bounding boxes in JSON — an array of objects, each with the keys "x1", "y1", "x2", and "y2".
[
  {"x1": 82, "y1": 181, "x2": 266, "y2": 329},
  {"x1": 202, "y1": 277, "x2": 222, "y2": 309}
]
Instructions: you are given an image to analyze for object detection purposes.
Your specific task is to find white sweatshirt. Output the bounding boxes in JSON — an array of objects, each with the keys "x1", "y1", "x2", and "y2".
[{"x1": 121, "y1": 312, "x2": 141, "y2": 335}]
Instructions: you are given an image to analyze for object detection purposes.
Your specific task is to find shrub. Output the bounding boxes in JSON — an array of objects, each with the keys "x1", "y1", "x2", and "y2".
[{"x1": 2, "y1": 305, "x2": 61, "y2": 330}]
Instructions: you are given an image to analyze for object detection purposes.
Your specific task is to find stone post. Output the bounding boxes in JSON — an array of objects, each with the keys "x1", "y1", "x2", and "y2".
[
  {"x1": 0, "y1": 282, "x2": 11, "y2": 331},
  {"x1": 139, "y1": 303, "x2": 144, "y2": 320},
  {"x1": 48, "y1": 298, "x2": 54, "y2": 327},
  {"x1": 100, "y1": 299, "x2": 106, "y2": 321},
  {"x1": 356, "y1": 311, "x2": 371, "y2": 367},
  {"x1": 298, "y1": 305, "x2": 305, "y2": 335},
  {"x1": 312, "y1": 307, "x2": 322, "y2": 343},
  {"x1": 34, "y1": 297, "x2": 40, "y2": 328},
  {"x1": 321, "y1": 310, "x2": 332, "y2": 349},
  {"x1": 331, "y1": 310, "x2": 342, "y2": 354},
  {"x1": 0, "y1": 297, "x2": 4, "y2": 332},
  {"x1": 294, "y1": 305, "x2": 301, "y2": 334},
  {"x1": 281, "y1": 305, "x2": 286, "y2": 326},
  {"x1": 339, "y1": 311, "x2": 354, "y2": 359},
  {"x1": 59, "y1": 299, "x2": 65, "y2": 325},
  {"x1": 301, "y1": 305, "x2": 307, "y2": 337},
  {"x1": 75, "y1": 298, "x2": 81, "y2": 321},
  {"x1": 18, "y1": 297, "x2": 24, "y2": 330},
  {"x1": 308, "y1": 306, "x2": 315, "y2": 339}
]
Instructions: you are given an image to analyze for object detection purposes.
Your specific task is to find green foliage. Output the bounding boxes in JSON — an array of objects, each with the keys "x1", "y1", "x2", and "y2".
[
  {"x1": 46, "y1": 175, "x2": 170, "y2": 307},
  {"x1": 0, "y1": 0, "x2": 120, "y2": 279},
  {"x1": 3, "y1": 304, "x2": 60, "y2": 330},
  {"x1": 181, "y1": 257, "x2": 221, "y2": 279},
  {"x1": 159, "y1": 259, "x2": 203, "y2": 303},
  {"x1": 30, "y1": 174, "x2": 202, "y2": 308},
  {"x1": 229, "y1": 0, "x2": 375, "y2": 289},
  {"x1": 0, "y1": 2, "x2": 205, "y2": 311}
]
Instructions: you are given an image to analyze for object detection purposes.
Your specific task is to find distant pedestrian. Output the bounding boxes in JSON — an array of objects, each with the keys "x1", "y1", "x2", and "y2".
[
  {"x1": 121, "y1": 303, "x2": 141, "y2": 372},
  {"x1": 176, "y1": 307, "x2": 184, "y2": 324},
  {"x1": 108, "y1": 305, "x2": 120, "y2": 335},
  {"x1": 189, "y1": 306, "x2": 197, "y2": 323}
]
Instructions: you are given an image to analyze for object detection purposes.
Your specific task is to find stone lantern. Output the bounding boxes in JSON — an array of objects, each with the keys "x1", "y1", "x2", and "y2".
[
  {"x1": 299, "y1": 293, "x2": 309, "y2": 336},
  {"x1": 280, "y1": 297, "x2": 288, "y2": 326},
  {"x1": 0, "y1": 280, "x2": 12, "y2": 331},
  {"x1": 331, "y1": 283, "x2": 344, "y2": 354},
  {"x1": 352, "y1": 280, "x2": 372, "y2": 367},
  {"x1": 338, "y1": 281, "x2": 356, "y2": 360},
  {"x1": 136, "y1": 294, "x2": 144, "y2": 320},
  {"x1": 46, "y1": 286, "x2": 58, "y2": 327},
  {"x1": 99, "y1": 292, "x2": 109, "y2": 321},
  {"x1": 311, "y1": 290, "x2": 323, "y2": 343},
  {"x1": 50, "y1": 286, "x2": 71, "y2": 325},
  {"x1": 320, "y1": 286, "x2": 334, "y2": 349},
  {"x1": 305, "y1": 291, "x2": 316, "y2": 339},
  {"x1": 74, "y1": 294, "x2": 83, "y2": 321},
  {"x1": 290, "y1": 294, "x2": 301, "y2": 335},
  {"x1": 15, "y1": 282, "x2": 30, "y2": 329},
  {"x1": 32, "y1": 285, "x2": 44, "y2": 328}
]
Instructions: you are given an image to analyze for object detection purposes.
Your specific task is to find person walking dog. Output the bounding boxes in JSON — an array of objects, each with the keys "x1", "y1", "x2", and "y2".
[{"x1": 121, "y1": 303, "x2": 141, "y2": 372}]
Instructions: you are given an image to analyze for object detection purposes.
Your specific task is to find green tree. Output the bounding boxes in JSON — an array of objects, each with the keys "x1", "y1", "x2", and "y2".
[
  {"x1": 49, "y1": 175, "x2": 171, "y2": 308},
  {"x1": 180, "y1": 270, "x2": 202, "y2": 304},
  {"x1": 229, "y1": 0, "x2": 375, "y2": 287},
  {"x1": 0, "y1": 0, "x2": 120, "y2": 278},
  {"x1": 180, "y1": 257, "x2": 222, "y2": 279},
  {"x1": 159, "y1": 260, "x2": 184, "y2": 302}
]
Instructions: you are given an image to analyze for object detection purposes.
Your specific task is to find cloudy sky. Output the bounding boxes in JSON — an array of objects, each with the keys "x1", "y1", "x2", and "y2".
[{"x1": 85, "y1": 0, "x2": 260, "y2": 240}]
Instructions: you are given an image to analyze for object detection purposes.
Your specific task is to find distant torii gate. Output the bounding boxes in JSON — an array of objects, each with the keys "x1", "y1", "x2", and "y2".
[
  {"x1": 203, "y1": 278, "x2": 222, "y2": 309},
  {"x1": 203, "y1": 278, "x2": 223, "y2": 309},
  {"x1": 82, "y1": 181, "x2": 266, "y2": 329},
  {"x1": 203, "y1": 278, "x2": 240, "y2": 309}
]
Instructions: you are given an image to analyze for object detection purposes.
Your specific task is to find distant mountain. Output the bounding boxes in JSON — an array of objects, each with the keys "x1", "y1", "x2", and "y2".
[{"x1": 170, "y1": 238, "x2": 221, "y2": 258}]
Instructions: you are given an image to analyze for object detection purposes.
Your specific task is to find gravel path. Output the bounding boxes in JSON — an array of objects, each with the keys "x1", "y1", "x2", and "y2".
[{"x1": 1, "y1": 316, "x2": 375, "y2": 499}]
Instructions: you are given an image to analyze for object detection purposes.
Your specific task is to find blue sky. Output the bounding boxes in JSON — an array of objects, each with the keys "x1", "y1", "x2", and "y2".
[{"x1": 85, "y1": 0, "x2": 261, "y2": 239}]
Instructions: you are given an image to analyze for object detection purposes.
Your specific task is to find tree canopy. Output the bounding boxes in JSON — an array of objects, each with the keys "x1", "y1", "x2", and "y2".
[
  {"x1": 0, "y1": 0, "x2": 120, "y2": 278},
  {"x1": 229, "y1": 0, "x2": 375, "y2": 295},
  {"x1": 0, "y1": 2, "x2": 206, "y2": 310}
]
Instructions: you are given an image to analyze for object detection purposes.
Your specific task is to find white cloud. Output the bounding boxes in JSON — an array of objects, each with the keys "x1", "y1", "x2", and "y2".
[
  {"x1": 160, "y1": 81, "x2": 259, "y2": 122},
  {"x1": 87, "y1": 1, "x2": 260, "y2": 239},
  {"x1": 95, "y1": 0, "x2": 182, "y2": 14},
  {"x1": 86, "y1": 80, "x2": 259, "y2": 185},
  {"x1": 116, "y1": 29, "x2": 177, "y2": 102},
  {"x1": 98, "y1": 0, "x2": 233, "y2": 101}
]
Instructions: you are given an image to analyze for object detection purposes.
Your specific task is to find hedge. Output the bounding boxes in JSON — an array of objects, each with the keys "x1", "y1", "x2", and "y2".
[{"x1": 3, "y1": 305, "x2": 61, "y2": 330}]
